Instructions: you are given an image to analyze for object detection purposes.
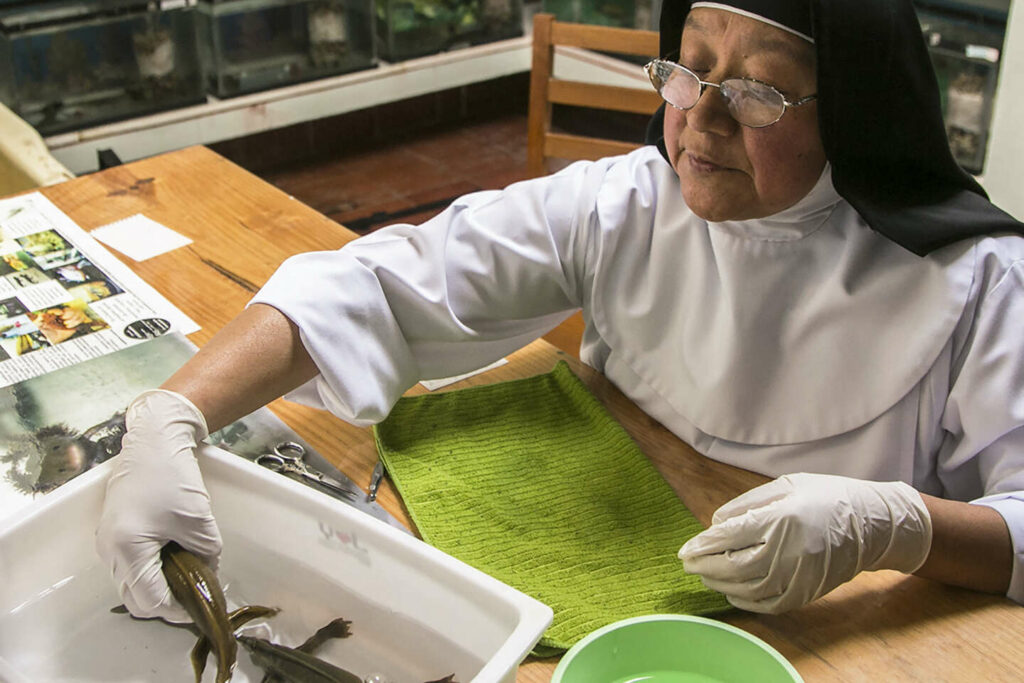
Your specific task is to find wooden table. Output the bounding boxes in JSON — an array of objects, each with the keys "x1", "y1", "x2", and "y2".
[{"x1": 31, "y1": 146, "x2": 1023, "y2": 681}]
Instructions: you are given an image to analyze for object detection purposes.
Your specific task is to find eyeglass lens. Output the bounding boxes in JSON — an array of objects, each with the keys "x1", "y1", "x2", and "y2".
[{"x1": 649, "y1": 61, "x2": 786, "y2": 128}]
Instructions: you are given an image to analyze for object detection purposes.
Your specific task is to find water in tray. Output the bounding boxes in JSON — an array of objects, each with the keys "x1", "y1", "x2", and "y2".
[{"x1": 0, "y1": 533, "x2": 483, "y2": 682}]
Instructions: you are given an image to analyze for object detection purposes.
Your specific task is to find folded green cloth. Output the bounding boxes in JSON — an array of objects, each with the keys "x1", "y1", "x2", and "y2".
[{"x1": 374, "y1": 361, "x2": 730, "y2": 654}]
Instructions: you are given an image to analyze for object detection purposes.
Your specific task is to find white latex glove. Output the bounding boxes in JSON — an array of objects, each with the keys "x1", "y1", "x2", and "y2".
[
  {"x1": 679, "y1": 472, "x2": 932, "y2": 614},
  {"x1": 95, "y1": 389, "x2": 222, "y2": 621}
]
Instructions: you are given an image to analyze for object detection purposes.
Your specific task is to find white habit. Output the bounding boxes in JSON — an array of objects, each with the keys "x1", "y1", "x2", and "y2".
[{"x1": 251, "y1": 146, "x2": 1024, "y2": 603}]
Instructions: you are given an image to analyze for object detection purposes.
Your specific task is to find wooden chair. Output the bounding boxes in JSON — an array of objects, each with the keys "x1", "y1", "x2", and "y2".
[
  {"x1": 526, "y1": 12, "x2": 662, "y2": 178},
  {"x1": 527, "y1": 13, "x2": 661, "y2": 357}
]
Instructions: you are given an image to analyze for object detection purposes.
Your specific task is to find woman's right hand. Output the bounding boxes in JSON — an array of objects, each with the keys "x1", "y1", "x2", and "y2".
[{"x1": 95, "y1": 389, "x2": 222, "y2": 622}]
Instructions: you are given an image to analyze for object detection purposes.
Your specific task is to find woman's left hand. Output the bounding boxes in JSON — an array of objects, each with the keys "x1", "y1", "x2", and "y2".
[{"x1": 679, "y1": 472, "x2": 933, "y2": 613}]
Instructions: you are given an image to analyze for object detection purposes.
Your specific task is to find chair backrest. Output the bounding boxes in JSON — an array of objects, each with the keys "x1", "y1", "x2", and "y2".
[{"x1": 526, "y1": 13, "x2": 662, "y2": 178}]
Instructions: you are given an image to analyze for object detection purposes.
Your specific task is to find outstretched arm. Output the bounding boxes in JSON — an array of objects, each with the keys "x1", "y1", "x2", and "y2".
[
  {"x1": 162, "y1": 303, "x2": 319, "y2": 432},
  {"x1": 96, "y1": 303, "x2": 320, "y2": 621},
  {"x1": 97, "y1": 160, "x2": 595, "y2": 621}
]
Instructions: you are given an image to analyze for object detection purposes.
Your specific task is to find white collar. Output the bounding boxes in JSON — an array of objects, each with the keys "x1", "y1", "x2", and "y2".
[{"x1": 586, "y1": 149, "x2": 976, "y2": 443}]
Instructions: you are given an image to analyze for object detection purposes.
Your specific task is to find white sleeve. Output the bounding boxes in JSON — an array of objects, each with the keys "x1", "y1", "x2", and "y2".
[
  {"x1": 249, "y1": 160, "x2": 607, "y2": 426},
  {"x1": 971, "y1": 494, "x2": 1024, "y2": 602},
  {"x1": 941, "y1": 252, "x2": 1024, "y2": 603}
]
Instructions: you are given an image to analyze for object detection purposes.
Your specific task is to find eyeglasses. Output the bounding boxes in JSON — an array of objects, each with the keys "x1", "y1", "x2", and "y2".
[{"x1": 644, "y1": 59, "x2": 817, "y2": 128}]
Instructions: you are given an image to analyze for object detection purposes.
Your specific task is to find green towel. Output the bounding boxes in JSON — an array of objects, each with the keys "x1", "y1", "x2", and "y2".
[{"x1": 374, "y1": 361, "x2": 730, "y2": 654}]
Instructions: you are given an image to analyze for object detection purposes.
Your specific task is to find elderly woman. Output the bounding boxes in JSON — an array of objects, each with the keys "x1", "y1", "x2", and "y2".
[{"x1": 98, "y1": 0, "x2": 1024, "y2": 621}]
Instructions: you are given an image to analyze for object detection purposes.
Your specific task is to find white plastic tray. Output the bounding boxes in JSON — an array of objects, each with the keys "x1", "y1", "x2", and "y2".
[{"x1": 0, "y1": 445, "x2": 552, "y2": 682}]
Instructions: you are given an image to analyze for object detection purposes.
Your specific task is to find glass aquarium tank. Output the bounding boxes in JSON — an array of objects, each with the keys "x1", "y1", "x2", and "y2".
[
  {"x1": 541, "y1": 0, "x2": 655, "y2": 29},
  {"x1": 0, "y1": 0, "x2": 205, "y2": 136},
  {"x1": 376, "y1": 0, "x2": 524, "y2": 62},
  {"x1": 197, "y1": 0, "x2": 376, "y2": 98},
  {"x1": 915, "y1": 0, "x2": 1009, "y2": 175}
]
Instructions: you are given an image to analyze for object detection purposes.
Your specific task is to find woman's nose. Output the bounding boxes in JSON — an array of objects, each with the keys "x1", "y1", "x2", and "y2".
[{"x1": 685, "y1": 85, "x2": 737, "y2": 136}]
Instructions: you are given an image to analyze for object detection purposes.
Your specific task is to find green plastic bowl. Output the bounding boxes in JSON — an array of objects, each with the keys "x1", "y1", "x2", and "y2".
[{"x1": 551, "y1": 615, "x2": 803, "y2": 683}]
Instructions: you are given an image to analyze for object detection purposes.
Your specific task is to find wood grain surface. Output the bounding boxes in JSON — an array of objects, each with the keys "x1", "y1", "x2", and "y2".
[{"x1": 32, "y1": 146, "x2": 1023, "y2": 682}]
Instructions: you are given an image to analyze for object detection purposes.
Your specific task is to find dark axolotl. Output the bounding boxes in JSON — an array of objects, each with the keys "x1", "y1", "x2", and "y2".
[
  {"x1": 240, "y1": 619, "x2": 458, "y2": 683},
  {"x1": 161, "y1": 541, "x2": 279, "y2": 683}
]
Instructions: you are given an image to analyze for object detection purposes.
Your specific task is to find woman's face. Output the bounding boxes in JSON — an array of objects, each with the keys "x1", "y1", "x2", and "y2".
[{"x1": 664, "y1": 8, "x2": 826, "y2": 221}]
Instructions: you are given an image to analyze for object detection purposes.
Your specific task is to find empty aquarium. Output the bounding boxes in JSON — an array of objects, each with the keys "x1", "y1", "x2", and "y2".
[
  {"x1": 197, "y1": 0, "x2": 376, "y2": 98},
  {"x1": 0, "y1": 0, "x2": 205, "y2": 136}
]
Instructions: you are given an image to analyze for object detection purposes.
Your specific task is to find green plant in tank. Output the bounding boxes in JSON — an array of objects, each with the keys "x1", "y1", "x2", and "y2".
[{"x1": 377, "y1": 0, "x2": 483, "y2": 34}]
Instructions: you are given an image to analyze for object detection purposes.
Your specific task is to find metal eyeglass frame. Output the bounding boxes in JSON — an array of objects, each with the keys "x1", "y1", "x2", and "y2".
[{"x1": 643, "y1": 58, "x2": 817, "y2": 128}]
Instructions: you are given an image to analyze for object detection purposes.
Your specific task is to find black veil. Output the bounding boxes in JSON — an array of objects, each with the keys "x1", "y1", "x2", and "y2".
[{"x1": 645, "y1": 0, "x2": 1024, "y2": 255}]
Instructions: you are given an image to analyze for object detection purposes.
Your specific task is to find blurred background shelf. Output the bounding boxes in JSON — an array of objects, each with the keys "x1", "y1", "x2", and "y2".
[
  {"x1": 43, "y1": 34, "x2": 531, "y2": 174},
  {"x1": 0, "y1": 0, "x2": 207, "y2": 141}
]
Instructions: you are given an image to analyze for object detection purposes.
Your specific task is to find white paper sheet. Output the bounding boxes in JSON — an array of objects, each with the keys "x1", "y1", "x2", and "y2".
[{"x1": 91, "y1": 214, "x2": 192, "y2": 261}]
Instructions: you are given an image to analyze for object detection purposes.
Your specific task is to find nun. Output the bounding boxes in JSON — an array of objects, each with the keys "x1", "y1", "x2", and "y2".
[{"x1": 98, "y1": 0, "x2": 1024, "y2": 620}]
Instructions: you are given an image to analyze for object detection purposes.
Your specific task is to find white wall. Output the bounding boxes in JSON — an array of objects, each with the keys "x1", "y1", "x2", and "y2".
[{"x1": 982, "y1": 0, "x2": 1024, "y2": 218}]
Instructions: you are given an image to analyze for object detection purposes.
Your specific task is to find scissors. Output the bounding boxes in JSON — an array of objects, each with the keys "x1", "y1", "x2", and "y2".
[{"x1": 255, "y1": 441, "x2": 356, "y2": 501}]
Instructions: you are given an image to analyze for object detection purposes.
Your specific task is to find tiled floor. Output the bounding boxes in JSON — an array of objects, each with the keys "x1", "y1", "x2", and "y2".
[
  {"x1": 261, "y1": 114, "x2": 533, "y2": 233},
  {"x1": 255, "y1": 111, "x2": 585, "y2": 355}
]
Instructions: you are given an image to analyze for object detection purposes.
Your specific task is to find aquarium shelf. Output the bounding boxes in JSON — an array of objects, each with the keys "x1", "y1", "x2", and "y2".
[
  {"x1": 42, "y1": 31, "x2": 653, "y2": 175},
  {"x1": 45, "y1": 34, "x2": 534, "y2": 174}
]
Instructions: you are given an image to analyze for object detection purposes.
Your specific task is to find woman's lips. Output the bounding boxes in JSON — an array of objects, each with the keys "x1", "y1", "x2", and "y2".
[{"x1": 685, "y1": 152, "x2": 727, "y2": 173}]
